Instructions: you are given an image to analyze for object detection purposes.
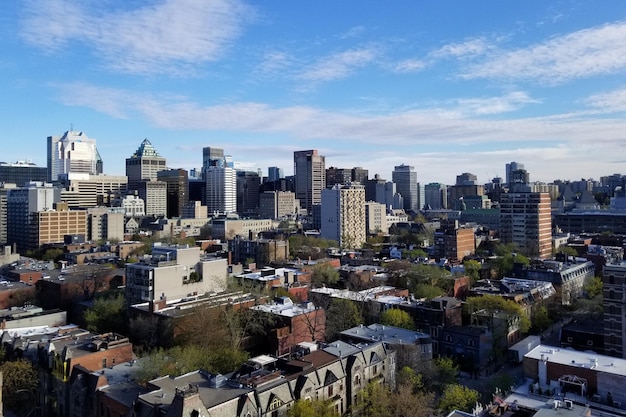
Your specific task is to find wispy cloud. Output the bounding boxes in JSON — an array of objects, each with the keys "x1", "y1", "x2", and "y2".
[
  {"x1": 454, "y1": 91, "x2": 540, "y2": 116},
  {"x1": 429, "y1": 37, "x2": 493, "y2": 59},
  {"x1": 296, "y1": 45, "x2": 381, "y2": 83},
  {"x1": 20, "y1": 0, "x2": 255, "y2": 75},
  {"x1": 461, "y1": 20, "x2": 626, "y2": 84},
  {"x1": 587, "y1": 87, "x2": 626, "y2": 113},
  {"x1": 392, "y1": 59, "x2": 427, "y2": 74}
]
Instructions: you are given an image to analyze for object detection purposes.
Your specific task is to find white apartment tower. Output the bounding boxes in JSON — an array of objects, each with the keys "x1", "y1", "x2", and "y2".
[
  {"x1": 321, "y1": 184, "x2": 366, "y2": 248},
  {"x1": 203, "y1": 147, "x2": 236, "y2": 214},
  {"x1": 47, "y1": 131, "x2": 102, "y2": 182}
]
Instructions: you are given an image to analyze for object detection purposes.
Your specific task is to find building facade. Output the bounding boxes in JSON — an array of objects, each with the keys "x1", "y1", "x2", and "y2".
[
  {"x1": 47, "y1": 131, "x2": 102, "y2": 182},
  {"x1": 157, "y1": 169, "x2": 189, "y2": 218},
  {"x1": 392, "y1": 164, "x2": 417, "y2": 212},
  {"x1": 321, "y1": 184, "x2": 366, "y2": 248},
  {"x1": 603, "y1": 262, "x2": 626, "y2": 358},
  {"x1": 259, "y1": 191, "x2": 298, "y2": 219},
  {"x1": 500, "y1": 192, "x2": 552, "y2": 259},
  {"x1": 294, "y1": 150, "x2": 325, "y2": 213}
]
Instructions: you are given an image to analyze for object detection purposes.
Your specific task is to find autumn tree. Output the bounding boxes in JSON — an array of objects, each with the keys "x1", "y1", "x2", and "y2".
[
  {"x1": 1, "y1": 359, "x2": 39, "y2": 412},
  {"x1": 438, "y1": 384, "x2": 480, "y2": 414},
  {"x1": 379, "y1": 308, "x2": 414, "y2": 330}
]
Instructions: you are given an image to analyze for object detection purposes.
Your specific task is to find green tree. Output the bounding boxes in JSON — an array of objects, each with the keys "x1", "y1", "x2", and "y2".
[
  {"x1": 583, "y1": 276, "x2": 603, "y2": 299},
  {"x1": 1, "y1": 359, "x2": 39, "y2": 412},
  {"x1": 413, "y1": 283, "x2": 446, "y2": 300},
  {"x1": 466, "y1": 295, "x2": 530, "y2": 365},
  {"x1": 325, "y1": 299, "x2": 361, "y2": 341},
  {"x1": 438, "y1": 384, "x2": 480, "y2": 414},
  {"x1": 424, "y1": 357, "x2": 458, "y2": 394},
  {"x1": 310, "y1": 263, "x2": 340, "y2": 287},
  {"x1": 531, "y1": 305, "x2": 552, "y2": 333},
  {"x1": 42, "y1": 247, "x2": 64, "y2": 262},
  {"x1": 463, "y1": 259, "x2": 482, "y2": 283},
  {"x1": 555, "y1": 245, "x2": 578, "y2": 258},
  {"x1": 84, "y1": 293, "x2": 126, "y2": 334},
  {"x1": 380, "y1": 308, "x2": 415, "y2": 330},
  {"x1": 287, "y1": 399, "x2": 338, "y2": 417}
]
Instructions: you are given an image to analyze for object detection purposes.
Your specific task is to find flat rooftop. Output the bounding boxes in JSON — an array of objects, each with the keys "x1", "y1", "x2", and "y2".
[{"x1": 525, "y1": 344, "x2": 626, "y2": 377}]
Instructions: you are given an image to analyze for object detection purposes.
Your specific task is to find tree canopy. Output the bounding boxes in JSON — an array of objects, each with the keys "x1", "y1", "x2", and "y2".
[
  {"x1": 379, "y1": 308, "x2": 414, "y2": 330},
  {"x1": 325, "y1": 299, "x2": 362, "y2": 341},
  {"x1": 438, "y1": 384, "x2": 480, "y2": 414},
  {"x1": 1, "y1": 359, "x2": 39, "y2": 412},
  {"x1": 310, "y1": 263, "x2": 340, "y2": 287}
]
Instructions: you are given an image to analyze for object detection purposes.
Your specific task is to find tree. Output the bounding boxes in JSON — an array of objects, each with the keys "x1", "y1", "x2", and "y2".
[
  {"x1": 583, "y1": 276, "x2": 603, "y2": 299},
  {"x1": 83, "y1": 293, "x2": 126, "y2": 334},
  {"x1": 325, "y1": 299, "x2": 361, "y2": 341},
  {"x1": 466, "y1": 295, "x2": 530, "y2": 365},
  {"x1": 1, "y1": 359, "x2": 39, "y2": 412},
  {"x1": 413, "y1": 283, "x2": 446, "y2": 300},
  {"x1": 310, "y1": 263, "x2": 340, "y2": 287},
  {"x1": 531, "y1": 305, "x2": 552, "y2": 333},
  {"x1": 463, "y1": 259, "x2": 482, "y2": 283},
  {"x1": 287, "y1": 399, "x2": 338, "y2": 417},
  {"x1": 423, "y1": 357, "x2": 458, "y2": 394},
  {"x1": 380, "y1": 308, "x2": 414, "y2": 330},
  {"x1": 438, "y1": 384, "x2": 480, "y2": 414}
]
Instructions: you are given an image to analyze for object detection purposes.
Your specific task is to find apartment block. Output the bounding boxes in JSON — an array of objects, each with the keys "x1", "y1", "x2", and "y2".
[
  {"x1": 500, "y1": 191, "x2": 552, "y2": 259},
  {"x1": 321, "y1": 184, "x2": 366, "y2": 248}
]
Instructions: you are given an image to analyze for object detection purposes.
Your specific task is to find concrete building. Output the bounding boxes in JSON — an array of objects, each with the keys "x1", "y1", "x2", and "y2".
[
  {"x1": 321, "y1": 184, "x2": 366, "y2": 248},
  {"x1": 505, "y1": 161, "x2": 525, "y2": 187},
  {"x1": 112, "y1": 194, "x2": 145, "y2": 217},
  {"x1": 205, "y1": 164, "x2": 236, "y2": 215},
  {"x1": 6, "y1": 182, "x2": 62, "y2": 251},
  {"x1": 181, "y1": 200, "x2": 208, "y2": 219},
  {"x1": 125, "y1": 244, "x2": 228, "y2": 306},
  {"x1": 58, "y1": 173, "x2": 128, "y2": 208},
  {"x1": 157, "y1": 168, "x2": 189, "y2": 218},
  {"x1": 87, "y1": 207, "x2": 125, "y2": 242},
  {"x1": 259, "y1": 191, "x2": 298, "y2": 219},
  {"x1": 228, "y1": 237, "x2": 289, "y2": 267},
  {"x1": 351, "y1": 167, "x2": 368, "y2": 185},
  {"x1": 500, "y1": 192, "x2": 552, "y2": 259},
  {"x1": 0, "y1": 183, "x2": 17, "y2": 244},
  {"x1": 294, "y1": 149, "x2": 325, "y2": 213},
  {"x1": 0, "y1": 160, "x2": 47, "y2": 186},
  {"x1": 365, "y1": 201, "x2": 388, "y2": 235},
  {"x1": 136, "y1": 180, "x2": 167, "y2": 217},
  {"x1": 211, "y1": 218, "x2": 273, "y2": 240},
  {"x1": 425, "y1": 182, "x2": 447, "y2": 210},
  {"x1": 603, "y1": 262, "x2": 626, "y2": 358},
  {"x1": 126, "y1": 138, "x2": 167, "y2": 188},
  {"x1": 392, "y1": 164, "x2": 418, "y2": 212},
  {"x1": 47, "y1": 130, "x2": 102, "y2": 182},
  {"x1": 326, "y1": 166, "x2": 351, "y2": 188},
  {"x1": 523, "y1": 344, "x2": 626, "y2": 407}
]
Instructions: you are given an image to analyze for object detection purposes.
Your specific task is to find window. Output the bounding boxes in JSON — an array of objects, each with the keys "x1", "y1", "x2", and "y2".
[
  {"x1": 328, "y1": 384, "x2": 334, "y2": 397},
  {"x1": 102, "y1": 358, "x2": 107, "y2": 368}
]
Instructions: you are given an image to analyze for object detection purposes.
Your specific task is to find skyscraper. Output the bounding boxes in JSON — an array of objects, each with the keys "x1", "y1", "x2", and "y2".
[
  {"x1": 505, "y1": 161, "x2": 525, "y2": 187},
  {"x1": 126, "y1": 139, "x2": 167, "y2": 189},
  {"x1": 500, "y1": 191, "x2": 552, "y2": 259},
  {"x1": 294, "y1": 150, "x2": 325, "y2": 213},
  {"x1": 392, "y1": 164, "x2": 417, "y2": 212},
  {"x1": 47, "y1": 131, "x2": 102, "y2": 182},
  {"x1": 157, "y1": 169, "x2": 189, "y2": 218},
  {"x1": 321, "y1": 184, "x2": 366, "y2": 248},
  {"x1": 267, "y1": 166, "x2": 284, "y2": 182},
  {"x1": 236, "y1": 170, "x2": 260, "y2": 216},
  {"x1": 424, "y1": 183, "x2": 448, "y2": 210},
  {"x1": 203, "y1": 147, "x2": 236, "y2": 214}
]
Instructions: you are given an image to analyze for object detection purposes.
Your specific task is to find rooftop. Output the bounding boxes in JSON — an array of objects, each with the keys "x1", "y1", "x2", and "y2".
[{"x1": 525, "y1": 344, "x2": 626, "y2": 377}]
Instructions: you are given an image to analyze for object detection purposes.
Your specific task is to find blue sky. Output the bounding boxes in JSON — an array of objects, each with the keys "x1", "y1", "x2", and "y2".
[{"x1": 2, "y1": 1, "x2": 626, "y2": 185}]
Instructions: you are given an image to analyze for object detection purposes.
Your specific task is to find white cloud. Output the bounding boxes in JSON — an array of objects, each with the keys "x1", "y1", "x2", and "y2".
[
  {"x1": 462, "y1": 20, "x2": 626, "y2": 84},
  {"x1": 587, "y1": 87, "x2": 626, "y2": 113},
  {"x1": 429, "y1": 37, "x2": 492, "y2": 59},
  {"x1": 455, "y1": 91, "x2": 540, "y2": 116},
  {"x1": 296, "y1": 46, "x2": 381, "y2": 83},
  {"x1": 392, "y1": 59, "x2": 426, "y2": 74},
  {"x1": 20, "y1": 0, "x2": 254, "y2": 75}
]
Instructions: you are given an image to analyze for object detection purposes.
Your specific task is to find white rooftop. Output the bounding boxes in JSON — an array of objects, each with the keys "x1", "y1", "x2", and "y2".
[{"x1": 525, "y1": 344, "x2": 626, "y2": 377}]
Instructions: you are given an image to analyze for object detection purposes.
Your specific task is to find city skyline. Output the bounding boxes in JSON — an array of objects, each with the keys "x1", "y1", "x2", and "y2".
[{"x1": 2, "y1": 1, "x2": 626, "y2": 184}]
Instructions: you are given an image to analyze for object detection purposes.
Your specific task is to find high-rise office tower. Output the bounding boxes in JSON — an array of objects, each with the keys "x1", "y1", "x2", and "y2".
[
  {"x1": 294, "y1": 150, "x2": 325, "y2": 213},
  {"x1": 321, "y1": 183, "x2": 366, "y2": 248},
  {"x1": 499, "y1": 192, "x2": 551, "y2": 259},
  {"x1": 392, "y1": 164, "x2": 418, "y2": 212},
  {"x1": 0, "y1": 161, "x2": 47, "y2": 186},
  {"x1": 505, "y1": 161, "x2": 525, "y2": 187},
  {"x1": 126, "y1": 139, "x2": 167, "y2": 189},
  {"x1": 157, "y1": 169, "x2": 189, "y2": 218},
  {"x1": 0, "y1": 183, "x2": 17, "y2": 244},
  {"x1": 47, "y1": 131, "x2": 102, "y2": 182},
  {"x1": 203, "y1": 147, "x2": 236, "y2": 214},
  {"x1": 236, "y1": 170, "x2": 260, "y2": 216},
  {"x1": 267, "y1": 166, "x2": 284, "y2": 183},
  {"x1": 326, "y1": 167, "x2": 351, "y2": 188},
  {"x1": 602, "y1": 263, "x2": 626, "y2": 358},
  {"x1": 424, "y1": 183, "x2": 448, "y2": 210},
  {"x1": 351, "y1": 167, "x2": 368, "y2": 185}
]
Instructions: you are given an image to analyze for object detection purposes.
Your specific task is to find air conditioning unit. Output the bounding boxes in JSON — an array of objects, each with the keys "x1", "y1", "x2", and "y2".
[{"x1": 564, "y1": 400, "x2": 573, "y2": 409}]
